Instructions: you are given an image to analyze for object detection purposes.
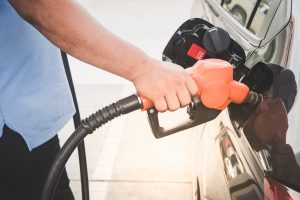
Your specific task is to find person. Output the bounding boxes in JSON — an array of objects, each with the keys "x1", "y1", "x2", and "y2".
[{"x1": 0, "y1": 0, "x2": 198, "y2": 199}]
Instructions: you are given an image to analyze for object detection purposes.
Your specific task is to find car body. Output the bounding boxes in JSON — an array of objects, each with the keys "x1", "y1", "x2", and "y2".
[
  {"x1": 223, "y1": 0, "x2": 269, "y2": 33},
  {"x1": 190, "y1": 0, "x2": 300, "y2": 199},
  {"x1": 224, "y1": 0, "x2": 257, "y2": 23}
]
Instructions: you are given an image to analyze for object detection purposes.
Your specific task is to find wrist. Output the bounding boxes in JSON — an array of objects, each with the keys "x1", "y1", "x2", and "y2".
[{"x1": 129, "y1": 56, "x2": 157, "y2": 83}]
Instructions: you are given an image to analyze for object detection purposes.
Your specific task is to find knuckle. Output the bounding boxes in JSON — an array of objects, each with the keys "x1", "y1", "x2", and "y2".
[
  {"x1": 168, "y1": 107, "x2": 177, "y2": 112},
  {"x1": 178, "y1": 90, "x2": 191, "y2": 107},
  {"x1": 158, "y1": 106, "x2": 168, "y2": 112},
  {"x1": 155, "y1": 101, "x2": 167, "y2": 112},
  {"x1": 178, "y1": 74, "x2": 187, "y2": 84},
  {"x1": 188, "y1": 80, "x2": 198, "y2": 95},
  {"x1": 191, "y1": 86, "x2": 198, "y2": 95},
  {"x1": 171, "y1": 73, "x2": 185, "y2": 87},
  {"x1": 168, "y1": 102, "x2": 180, "y2": 112},
  {"x1": 181, "y1": 97, "x2": 191, "y2": 107},
  {"x1": 192, "y1": 91, "x2": 198, "y2": 96}
]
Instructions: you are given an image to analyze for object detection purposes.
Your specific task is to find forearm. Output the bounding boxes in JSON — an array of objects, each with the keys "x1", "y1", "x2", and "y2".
[
  {"x1": 8, "y1": 0, "x2": 198, "y2": 112},
  {"x1": 9, "y1": 0, "x2": 152, "y2": 81}
]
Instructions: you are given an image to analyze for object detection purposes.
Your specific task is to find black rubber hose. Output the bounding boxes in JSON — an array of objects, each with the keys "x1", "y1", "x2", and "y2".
[
  {"x1": 41, "y1": 94, "x2": 142, "y2": 200},
  {"x1": 61, "y1": 51, "x2": 90, "y2": 200}
]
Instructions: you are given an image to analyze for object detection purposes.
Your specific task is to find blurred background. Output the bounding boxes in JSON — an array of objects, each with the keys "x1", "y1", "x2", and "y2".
[
  {"x1": 69, "y1": 0, "x2": 193, "y2": 85},
  {"x1": 58, "y1": 0, "x2": 195, "y2": 199}
]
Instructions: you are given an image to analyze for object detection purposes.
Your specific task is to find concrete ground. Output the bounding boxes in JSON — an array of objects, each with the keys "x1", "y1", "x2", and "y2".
[
  {"x1": 59, "y1": 85, "x2": 194, "y2": 200},
  {"x1": 58, "y1": 0, "x2": 197, "y2": 199}
]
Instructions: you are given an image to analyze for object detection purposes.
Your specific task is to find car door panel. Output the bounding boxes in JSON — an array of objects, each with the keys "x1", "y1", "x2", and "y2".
[{"x1": 191, "y1": 0, "x2": 300, "y2": 199}]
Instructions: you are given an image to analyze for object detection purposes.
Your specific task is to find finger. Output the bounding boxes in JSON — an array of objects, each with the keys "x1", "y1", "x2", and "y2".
[
  {"x1": 185, "y1": 77, "x2": 198, "y2": 96},
  {"x1": 177, "y1": 87, "x2": 192, "y2": 107},
  {"x1": 154, "y1": 97, "x2": 168, "y2": 112},
  {"x1": 165, "y1": 93, "x2": 181, "y2": 111}
]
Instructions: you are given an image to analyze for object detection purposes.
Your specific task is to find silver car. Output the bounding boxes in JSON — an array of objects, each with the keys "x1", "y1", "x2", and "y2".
[{"x1": 191, "y1": 0, "x2": 300, "y2": 199}]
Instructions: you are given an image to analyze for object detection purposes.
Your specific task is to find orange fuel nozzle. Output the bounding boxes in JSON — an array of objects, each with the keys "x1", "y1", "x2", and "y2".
[
  {"x1": 187, "y1": 59, "x2": 250, "y2": 110},
  {"x1": 140, "y1": 59, "x2": 257, "y2": 111}
]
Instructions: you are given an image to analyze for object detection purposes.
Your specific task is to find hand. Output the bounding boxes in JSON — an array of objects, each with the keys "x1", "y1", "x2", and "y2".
[{"x1": 132, "y1": 59, "x2": 198, "y2": 112}]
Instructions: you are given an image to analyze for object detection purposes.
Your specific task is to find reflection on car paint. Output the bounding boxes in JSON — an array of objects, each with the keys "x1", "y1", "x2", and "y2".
[
  {"x1": 222, "y1": 0, "x2": 273, "y2": 33},
  {"x1": 258, "y1": 149, "x2": 272, "y2": 172},
  {"x1": 226, "y1": 62, "x2": 300, "y2": 197},
  {"x1": 191, "y1": 0, "x2": 300, "y2": 198},
  {"x1": 229, "y1": 65, "x2": 300, "y2": 192},
  {"x1": 218, "y1": 124, "x2": 263, "y2": 199},
  {"x1": 220, "y1": 131, "x2": 245, "y2": 180}
]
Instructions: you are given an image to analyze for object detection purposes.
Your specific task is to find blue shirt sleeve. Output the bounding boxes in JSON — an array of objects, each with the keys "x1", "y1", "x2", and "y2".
[{"x1": 0, "y1": 1, "x2": 75, "y2": 150}]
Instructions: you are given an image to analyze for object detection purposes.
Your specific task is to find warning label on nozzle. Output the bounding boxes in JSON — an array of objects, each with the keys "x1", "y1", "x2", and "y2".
[{"x1": 187, "y1": 44, "x2": 207, "y2": 60}]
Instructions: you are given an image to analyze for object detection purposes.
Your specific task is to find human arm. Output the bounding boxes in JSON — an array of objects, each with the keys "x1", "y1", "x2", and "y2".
[{"x1": 8, "y1": 0, "x2": 198, "y2": 111}]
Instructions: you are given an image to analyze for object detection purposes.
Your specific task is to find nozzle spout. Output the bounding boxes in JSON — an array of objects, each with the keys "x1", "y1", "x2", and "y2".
[{"x1": 244, "y1": 91, "x2": 263, "y2": 105}]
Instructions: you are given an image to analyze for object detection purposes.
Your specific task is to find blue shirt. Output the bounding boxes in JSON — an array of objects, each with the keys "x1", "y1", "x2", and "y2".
[{"x1": 0, "y1": 1, "x2": 75, "y2": 150}]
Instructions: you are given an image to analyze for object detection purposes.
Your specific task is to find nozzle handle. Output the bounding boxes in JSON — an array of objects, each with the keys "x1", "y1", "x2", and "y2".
[
  {"x1": 147, "y1": 99, "x2": 221, "y2": 138},
  {"x1": 244, "y1": 91, "x2": 264, "y2": 105}
]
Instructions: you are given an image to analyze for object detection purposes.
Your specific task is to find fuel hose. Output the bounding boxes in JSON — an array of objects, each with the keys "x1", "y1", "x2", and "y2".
[
  {"x1": 41, "y1": 91, "x2": 262, "y2": 200},
  {"x1": 41, "y1": 94, "x2": 143, "y2": 200},
  {"x1": 41, "y1": 58, "x2": 263, "y2": 200},
  {"x1": 61, "y1": 51, "x2": 90, "y2": 200}
]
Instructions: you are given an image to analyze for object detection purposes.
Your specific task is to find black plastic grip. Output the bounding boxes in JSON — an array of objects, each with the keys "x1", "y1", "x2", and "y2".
[
  {"x1": 81, "y1": 94, "x2": 142, "y2": 132},
  {"x1": 42, "y1": 94, "x2": 142, "y2": 200},
  {"x1": 147, "y1": 99, "x2": 221, "y2": 138}
]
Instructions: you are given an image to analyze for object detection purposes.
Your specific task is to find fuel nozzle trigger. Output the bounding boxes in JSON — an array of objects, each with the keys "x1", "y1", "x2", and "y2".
[
  {"x1": 145, "y1": 18, "x2": 274, "y2": 139},
  {"x1": 143, "y1": 59, "x2": 260, "y2": 139},
  {"x1": 147, "y1": 97, "x2": 221, "y2": 138}
]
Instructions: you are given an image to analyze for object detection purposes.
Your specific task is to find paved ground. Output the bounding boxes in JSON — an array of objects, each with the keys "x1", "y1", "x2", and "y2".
[{"x1": 59, "y1": 85, "x2": 194, "y2": 200}]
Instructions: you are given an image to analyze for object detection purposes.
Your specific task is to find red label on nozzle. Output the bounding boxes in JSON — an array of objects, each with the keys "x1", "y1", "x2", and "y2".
[{"x1": 187, "y1": 44, "x2": 207, "y2": 60}]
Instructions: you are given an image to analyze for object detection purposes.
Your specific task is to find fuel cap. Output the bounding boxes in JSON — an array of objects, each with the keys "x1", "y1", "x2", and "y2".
[{"x1": 203, "y1": 27, "x2": 231, "y2": 55}]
